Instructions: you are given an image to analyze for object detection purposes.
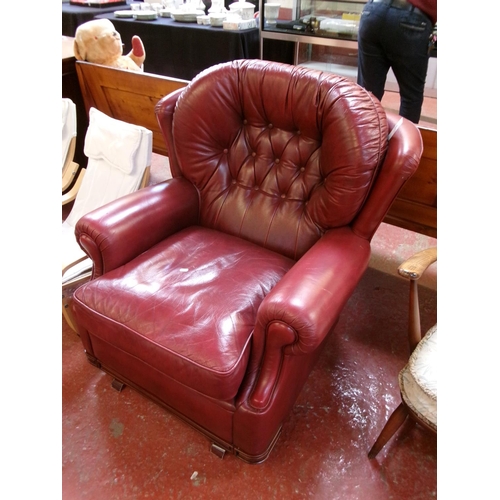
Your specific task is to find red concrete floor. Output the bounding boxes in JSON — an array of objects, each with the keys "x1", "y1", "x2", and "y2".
[{"x1": 62, "y1": 266, "x2": 437, "y2": 499}]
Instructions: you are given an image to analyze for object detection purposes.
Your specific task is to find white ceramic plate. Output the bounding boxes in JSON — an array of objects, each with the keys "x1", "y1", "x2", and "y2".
[
  {"x1": 114, "y1": 10, "x2": 134, "y2": 17},
  {"x1": 133, "y1": 10, "x2": 158, "y2": 20},
  {"x1": 170, "y1": 10, "x2": 204, "y2": 22}
]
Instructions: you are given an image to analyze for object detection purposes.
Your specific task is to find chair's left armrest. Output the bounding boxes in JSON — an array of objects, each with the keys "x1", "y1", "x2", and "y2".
[
  {"x1": 248, "y1": 227, "x2": 371, "y2": 409},
  {"x1": 62, "y1": 163, "x2": 85, "y2": 205},
  {"x1": 75, "y1": 178, "x2": 199, "y2": 278}
]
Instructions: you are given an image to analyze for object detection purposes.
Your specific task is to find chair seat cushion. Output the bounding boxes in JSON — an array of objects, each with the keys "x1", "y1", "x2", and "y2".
[
  {"x1": 74, "y1": 226, "x2": 295, "y2": 401},
  {"x1": 399, "y1": 324, "x2": 437, "y2": 430}
]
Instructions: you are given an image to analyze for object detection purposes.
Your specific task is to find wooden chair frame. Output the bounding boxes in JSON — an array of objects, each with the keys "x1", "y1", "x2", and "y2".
[{"x1": 368, "y1": 247, "x2": 437, "y2": 459}]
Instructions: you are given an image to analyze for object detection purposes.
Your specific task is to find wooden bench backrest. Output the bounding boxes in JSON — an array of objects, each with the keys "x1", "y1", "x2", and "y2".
[
  {"x1": 75, "y1": 61, "x2": 189, "y2": 156},
  {"x1": 384, "y1": 126, "x2": 437, "y2": 238}
]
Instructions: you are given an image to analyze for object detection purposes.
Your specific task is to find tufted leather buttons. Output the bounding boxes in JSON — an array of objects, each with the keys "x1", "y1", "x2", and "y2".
[
  {"x1": 252, "y1": 152, "x2": 256, "y2": 157},
  {"x1": 275, "y1": 159, "x2": 280, "y2": 163},
  {"x1": 268, "y1": 123, "x2": 273, "y2": 129},
  {"x1": 280, "y1": 194, "x2": 286, "y2": 199},
  {"x1": 223, "y1": 148, "x2": 228, "y2": 154},
  {"x1": 300, "y1": 167, "x2": 305, "y2": 172}
]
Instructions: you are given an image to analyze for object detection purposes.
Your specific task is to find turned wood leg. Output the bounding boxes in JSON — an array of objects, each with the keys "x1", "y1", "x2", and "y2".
[{"x1": 368, "y1": 402, "x2": 408, "y2": 459}]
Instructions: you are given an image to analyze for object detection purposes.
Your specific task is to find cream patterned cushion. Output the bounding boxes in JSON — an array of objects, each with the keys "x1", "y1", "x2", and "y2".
[{"x1": 399, "y1": 324, "x2": 437, "y2": 431}]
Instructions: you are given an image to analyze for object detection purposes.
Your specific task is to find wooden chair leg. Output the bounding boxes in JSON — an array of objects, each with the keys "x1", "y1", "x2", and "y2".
[
  {"x1": 368, "y1": 402, "x2": 408, "y2": 459},
  {"x1": 62, "y1": 295, "x2": 78, "y2": 333}
]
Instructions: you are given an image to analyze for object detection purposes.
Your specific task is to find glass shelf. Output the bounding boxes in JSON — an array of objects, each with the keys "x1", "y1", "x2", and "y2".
[{"x1": 260, "y1": 0, "x2": 366, "y2": 40}]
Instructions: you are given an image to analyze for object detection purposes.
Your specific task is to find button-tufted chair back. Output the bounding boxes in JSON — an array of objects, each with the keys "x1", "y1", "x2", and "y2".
[{"x1": 159, "y1": 60, "x2": 389, "y2": 260}]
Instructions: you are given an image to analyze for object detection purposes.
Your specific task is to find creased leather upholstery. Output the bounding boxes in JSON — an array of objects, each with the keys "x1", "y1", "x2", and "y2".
[
  {"x1": 75, "y1": 226, "x2": 294, "y2": 400},
  {"x1": 72, "y1": 60, "x2": 422, "y2": 463}
]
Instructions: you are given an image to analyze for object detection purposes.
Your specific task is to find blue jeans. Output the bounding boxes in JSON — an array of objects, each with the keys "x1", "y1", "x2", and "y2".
[{"x1": 357, "y1": 0, "x2": 433, "y2": 123}]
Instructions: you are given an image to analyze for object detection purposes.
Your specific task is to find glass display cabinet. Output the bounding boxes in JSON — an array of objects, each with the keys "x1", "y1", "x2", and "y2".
[
  {"x1": 258, "y1": 0, "x2": 436, "y2": 97},
  {"x1": 259, "y1": 0, "x2": 366, "y2": 80}
]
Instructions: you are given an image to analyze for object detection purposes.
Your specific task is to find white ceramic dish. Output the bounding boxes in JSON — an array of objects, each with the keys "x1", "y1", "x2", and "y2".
[
  {"x1": 197, "y1": 15, "x2": 210, "y2": 24},
  {"x1": 228, "y1": 1, "x2": 255, "y2": 20},
  {"x1": 133, "y1": 10, "x2": 158, "y2": 20},
  {"x1": 114, "y1": 10, "x2": 135, "y2": 17},
  {"x1": 209, "y1": 13, "x2": 226, "y2": 26},
  {"x1": 223, "y1": 18, "x2": 256, "y2": 30},
  {"x1": 170, "y1": 10, "x2": 204, "y2": 22},
  {"x1": 159, "y1": 9, "x2": 171, "y2": 17}
]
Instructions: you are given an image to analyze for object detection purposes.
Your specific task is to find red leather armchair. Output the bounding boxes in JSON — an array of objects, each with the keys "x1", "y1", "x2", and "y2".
[{"x1": 72, "y1": 60, "x2": 423, "y2": 463}]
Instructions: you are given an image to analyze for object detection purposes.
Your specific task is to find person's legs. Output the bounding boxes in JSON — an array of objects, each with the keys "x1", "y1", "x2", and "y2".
[
  {"x1": 383, "y1": 7, "x2": 433, "y2": 123},
  {"x1": 357, "y1": 1, "x2": 391, "y2": 101}
]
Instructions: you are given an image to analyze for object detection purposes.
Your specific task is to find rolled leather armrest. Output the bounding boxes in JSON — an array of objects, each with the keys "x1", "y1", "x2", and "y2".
[
  {"x1": 249, "y1": 226, "x2": 371, "y2": 409},
  {"x1": 75, "y1": 178, "x2": 199, "y2": 278}
]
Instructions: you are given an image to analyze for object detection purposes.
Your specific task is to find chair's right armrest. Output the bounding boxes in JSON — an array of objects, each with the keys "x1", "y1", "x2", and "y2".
[
  {"x1": 399, "y1": 247, "x2": 437, "y2": 352},
  {"x1": 75, "y1": 178, "x2": 199, "y2": 278},
  {"x1": 398, "y1": 247, "x2": 437, "y2": 280}
]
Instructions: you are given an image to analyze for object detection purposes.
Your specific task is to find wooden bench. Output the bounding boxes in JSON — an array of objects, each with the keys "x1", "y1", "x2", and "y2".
[
  {"x1": 75, "y1": 61, "x2": 189, "y2": 156},
  {"x1": 384, "y1": 126, "x2": 437, "y2": 238},
  {"x1": 74, "y1": 61, "x2": 436, "y2": 238}
]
